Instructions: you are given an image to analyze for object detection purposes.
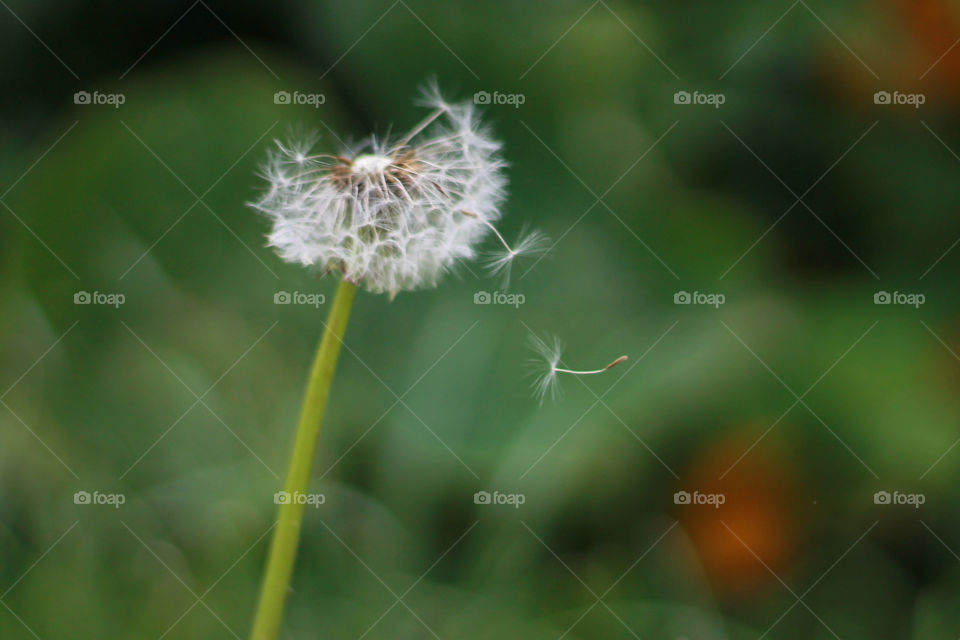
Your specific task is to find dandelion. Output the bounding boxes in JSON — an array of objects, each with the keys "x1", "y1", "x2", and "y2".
[
  {"x1": 249, "y1": 87, "x2": 546, "y2": 640},
  {"x1": 529, "y1": 333, "x2": 628, "y2": 403},
  {"x1": 253, "y1": 86, "x2": 541, "y2": 298}
]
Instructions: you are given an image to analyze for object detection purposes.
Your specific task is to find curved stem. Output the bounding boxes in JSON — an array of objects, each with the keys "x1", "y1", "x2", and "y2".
[
  {"x1": 554, "y1": 355, "x2": 628, "y2": 376},
  {"x1": 460, "y1": 209, "x2": 514, "y2": 255},
  {"x1": 250, "y1": 278, "x2": 357, "y2": 640}
]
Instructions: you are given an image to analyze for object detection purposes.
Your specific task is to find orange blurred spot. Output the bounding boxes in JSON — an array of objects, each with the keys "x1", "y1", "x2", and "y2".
[
  {"x1": 828, "y1": 0, "x2": 960, "y2": 104},
  {"x1": 677, "y1": 431, "x2": 801, "y2": 597}
]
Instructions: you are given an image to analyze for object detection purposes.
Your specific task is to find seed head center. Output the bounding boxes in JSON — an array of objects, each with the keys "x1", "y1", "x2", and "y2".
[{"x1": 351, "y1": 154, "x2": 393, "y2": 175}]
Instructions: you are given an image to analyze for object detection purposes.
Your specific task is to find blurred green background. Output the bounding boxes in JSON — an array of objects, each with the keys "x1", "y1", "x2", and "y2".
[{"x1": 3, "y1": 1, "x2": 960, "y2": 638}]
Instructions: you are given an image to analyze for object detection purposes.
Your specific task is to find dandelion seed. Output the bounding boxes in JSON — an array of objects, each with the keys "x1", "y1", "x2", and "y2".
[
  {"x1": 529, "y1": 333, "x2": 628, "y2": 404},
  {"x1": 252, "y1": 86, "x2": 545, "y2": 298},
  {"x1": 472, "y1": 218, "x2": 549, "y2": 289}
]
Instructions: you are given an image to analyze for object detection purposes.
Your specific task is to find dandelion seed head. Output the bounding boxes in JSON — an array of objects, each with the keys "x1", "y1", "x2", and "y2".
[{"x1": 253, "y1": 90, "x2": 508, "y2": 297}]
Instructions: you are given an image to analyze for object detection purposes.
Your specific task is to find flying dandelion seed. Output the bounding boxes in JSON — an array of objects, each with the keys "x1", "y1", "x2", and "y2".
[
  {"x1": 528, "y1": 333, "x2": 628, "y2": 403},
  {"x1": 478, "y1": 222, "x2": 550, "y2": 289}
]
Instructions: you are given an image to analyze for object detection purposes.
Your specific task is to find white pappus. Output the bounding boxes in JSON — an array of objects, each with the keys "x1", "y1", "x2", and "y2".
[{"x1": 253, "y1": 87, "x2": 545, "y2": 298}]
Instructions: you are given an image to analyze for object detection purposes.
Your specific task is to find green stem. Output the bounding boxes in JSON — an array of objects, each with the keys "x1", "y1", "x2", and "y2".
[{"x1": 250, "y1": 278, "x2": 357, "y2": 640}]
